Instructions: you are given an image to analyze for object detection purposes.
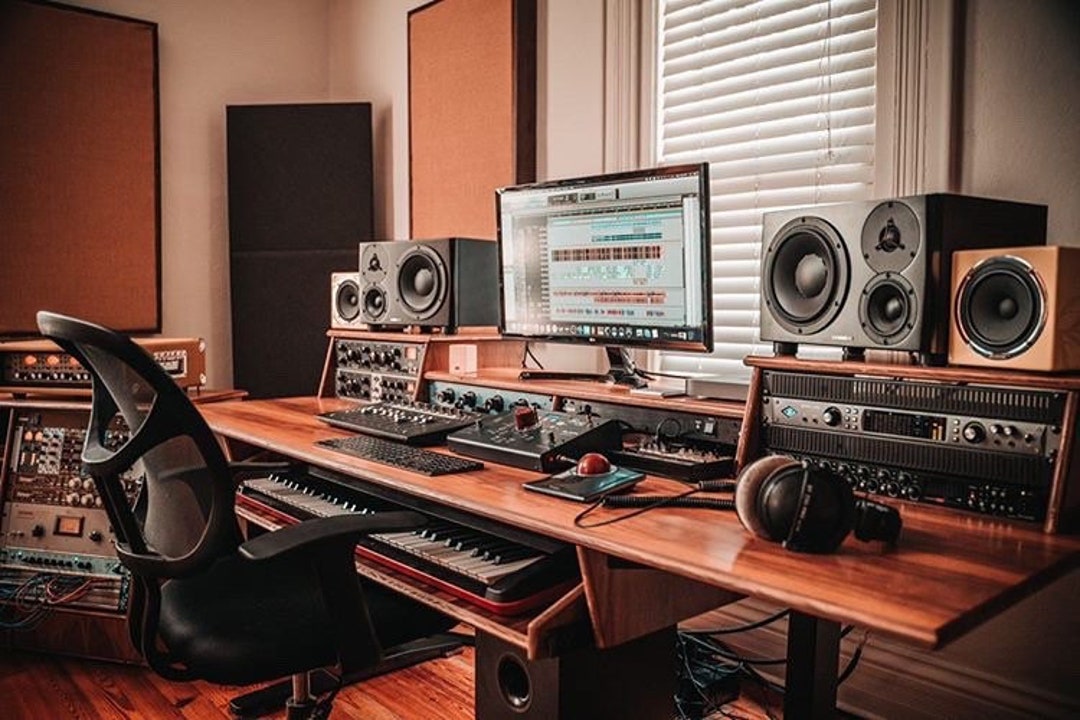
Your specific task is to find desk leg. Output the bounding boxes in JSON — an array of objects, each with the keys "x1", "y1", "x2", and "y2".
[{"x1": 784, "y1": 611, "x2": 840, "y2": 719}]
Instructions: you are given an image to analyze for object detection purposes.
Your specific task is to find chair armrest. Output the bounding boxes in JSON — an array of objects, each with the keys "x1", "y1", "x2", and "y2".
[{"x1": 238, "y1": 511, "x2": 427, "y2": 561}]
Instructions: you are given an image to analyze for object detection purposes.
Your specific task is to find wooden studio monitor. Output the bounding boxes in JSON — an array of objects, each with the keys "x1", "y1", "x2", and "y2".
[{"x1": 950, "y1": 246, "x2": 1080, "y2": 372}]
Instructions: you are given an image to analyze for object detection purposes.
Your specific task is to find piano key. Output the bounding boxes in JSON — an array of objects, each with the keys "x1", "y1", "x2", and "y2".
[{"x1": 237, "y1": 473, "x2": 575, "y2": 612}]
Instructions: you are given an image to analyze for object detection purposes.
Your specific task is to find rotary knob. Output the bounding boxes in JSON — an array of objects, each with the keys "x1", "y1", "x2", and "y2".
[
  {"x1": 962, "y1": 422, "x2": 986, "y2": 444},
  {"x1": 821, "y1": 406, "x2": 842, "y2": 427}
]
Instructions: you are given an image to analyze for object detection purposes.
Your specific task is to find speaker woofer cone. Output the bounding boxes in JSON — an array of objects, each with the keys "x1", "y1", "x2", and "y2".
[
  {"x1": 957, "y1": 256, "x2": 1045, "y2": 359},
  {"x1": 859, "y1": 274, "x2": 916, "y2": 345},
  {"x1": 334, "y1": 279, "x2": 361, "y2": 321},
  {"x1": 397, "y1": 247, "x2": 447, "y2": 319},
  {"x1": 762, "y1": 217, "x2": 849, "y2": 335},
  {"x1": 362, "y1": 285, "x2": 387, "y2": 320}
]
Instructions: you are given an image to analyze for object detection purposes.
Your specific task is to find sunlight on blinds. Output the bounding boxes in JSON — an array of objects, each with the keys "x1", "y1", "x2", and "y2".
[{"x1": 655, "y1": 0, "x2": 877, "y2": 381}]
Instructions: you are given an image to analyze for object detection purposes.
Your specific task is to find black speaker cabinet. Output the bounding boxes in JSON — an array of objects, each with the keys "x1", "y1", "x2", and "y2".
[
  {"x1": 759, "y1": 194, "x2": 1047, "y2": 361},
  {"x1": 358, "y1": 238, "x2": 499, "y2": 331},
  {"x1": 950, "y1": 246, "x2": 1080, "y2": 372},
  {"x1": 474, "y1": 629, "x2": 674, "y2": 720},
  {"x1": 330, "y1": 272, "x2": 362, "y2": 329},
  {"x1": 227, "y1": 103, "x2": 373, "y2": 398}
]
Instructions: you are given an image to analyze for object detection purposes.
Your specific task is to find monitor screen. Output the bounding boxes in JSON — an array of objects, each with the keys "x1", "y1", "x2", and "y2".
[{"x1": 497, "y1": 163, "x2": 712, "y2": 367}]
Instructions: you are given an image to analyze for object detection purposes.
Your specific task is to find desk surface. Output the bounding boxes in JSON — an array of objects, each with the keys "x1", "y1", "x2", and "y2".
[{"x1": 200, "y1": 395, "x2": 1080, "y2": 650}]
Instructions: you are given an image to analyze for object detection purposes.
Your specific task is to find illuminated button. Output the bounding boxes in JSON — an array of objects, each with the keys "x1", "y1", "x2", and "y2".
[{"x1": 781, "y1": 406, "x2": 799, "y2": 419}]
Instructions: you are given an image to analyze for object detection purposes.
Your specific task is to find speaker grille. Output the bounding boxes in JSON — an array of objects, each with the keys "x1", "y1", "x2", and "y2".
[
  {"x1": 762, "y1": 217, "x2": 850, "y2": 335},
  {"x1": 763, "y1": 371, "x2": 1065, "y2": 423},
  {"x1": 956, "y1": 255, "x2": 1046, "y2": 359},
  {"x1": 763, "y1": 426, "x2": 1050, "y2": 488}
]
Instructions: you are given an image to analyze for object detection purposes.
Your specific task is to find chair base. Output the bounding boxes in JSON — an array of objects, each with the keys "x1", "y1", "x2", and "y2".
[{"x1": 228, "y1": 633, "x2": 467, "y2": 719}]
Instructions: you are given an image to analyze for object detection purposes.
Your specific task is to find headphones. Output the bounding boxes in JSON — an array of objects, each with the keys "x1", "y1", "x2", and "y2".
[{"x1": 734, "y1": 455, "x2": 902, "y2": 553}]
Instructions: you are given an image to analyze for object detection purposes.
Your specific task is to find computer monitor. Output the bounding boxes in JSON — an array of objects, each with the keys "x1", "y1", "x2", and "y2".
[{"x1": 497, "y1": 163, "x2": 712, "y2": 388}]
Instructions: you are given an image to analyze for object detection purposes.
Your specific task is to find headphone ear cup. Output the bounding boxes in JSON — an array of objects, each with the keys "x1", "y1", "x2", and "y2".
[{"x1": 735, "y1": 455, "x2": 801, "y2": 539}]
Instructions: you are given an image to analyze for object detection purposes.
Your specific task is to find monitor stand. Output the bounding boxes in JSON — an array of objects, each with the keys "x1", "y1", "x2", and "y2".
[{"x1": 518, "y1": 346, "x2": 651, "y2": 389}]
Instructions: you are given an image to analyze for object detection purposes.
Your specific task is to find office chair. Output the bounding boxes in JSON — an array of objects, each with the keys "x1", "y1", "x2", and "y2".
[{"x1": 36, "y1": 311, "x2": 457, "y2": 719}]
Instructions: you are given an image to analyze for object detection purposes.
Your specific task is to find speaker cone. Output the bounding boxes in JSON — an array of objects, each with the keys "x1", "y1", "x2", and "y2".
[
  {"x1": 397, "y1": 247, "x2": 447, "y2": 319},
  {"x1": 362, "y1": 285, "x2": 387, "y2": 320},
  {"x1": 334, "y1": 278, "x2": 360, "y2": 322},
  {"x1": 859, "y1": 274, "x2": 916, "y2": 345},
  {"x1": 763, "y1": 217, "x2": 849, "y2": 335},
  {"x1": 957, "y1": 256, "x2": 1045, "y2": 358}
]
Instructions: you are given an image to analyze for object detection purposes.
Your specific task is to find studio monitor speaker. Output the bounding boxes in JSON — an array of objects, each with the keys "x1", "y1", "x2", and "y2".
[
  {"x1": 950, "y1": 246, "x2": 1080, "y2": 371},
  {"x1": 358, "y1": 238, "x2": 499, "y2": 331},
  {"x1": 759, "y1": 194, "x2": 1047, "y2": 361},
  {"x1": 330, "y1": 272, "x2": 362, "y2": 329}
]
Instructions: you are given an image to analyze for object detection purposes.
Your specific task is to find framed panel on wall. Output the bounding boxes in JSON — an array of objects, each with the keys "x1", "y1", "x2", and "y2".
[
  {"x1": 0, "y1": 0, "x2": 160, "y2": 337},
  {"x1": 408, "y1": 0, "x2": 536, "y2": 240}
]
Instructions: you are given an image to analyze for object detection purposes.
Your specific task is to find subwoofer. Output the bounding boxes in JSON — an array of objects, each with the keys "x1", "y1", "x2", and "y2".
[
  {"x1": 330, "y1": 272, "x2": 362, "y2": 329},
  {"x1": 474, "y1": 630, "x2": 674, "y2": 720},
  {"x1": 759, "y1": 194, "x2": 1047, "y2": 361},
  {"x1": 950, "y1": 246, "x2": 1080, "y2": 371},
  {"x1": 358, "y1": 238, "x2": 499, "y2": 331}
]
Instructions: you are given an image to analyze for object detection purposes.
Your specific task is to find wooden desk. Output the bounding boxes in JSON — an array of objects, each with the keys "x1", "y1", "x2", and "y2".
[{"x1": 200, "y1": 396, "x2": 1080, "y2": 718}]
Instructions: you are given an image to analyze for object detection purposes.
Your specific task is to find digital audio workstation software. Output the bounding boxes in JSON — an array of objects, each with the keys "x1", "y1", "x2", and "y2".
[{"x1": 496, "y1": 163, "x2": 712, "y2": 355}]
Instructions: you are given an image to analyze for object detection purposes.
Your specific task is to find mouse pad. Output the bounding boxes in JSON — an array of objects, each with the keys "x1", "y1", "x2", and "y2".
[{"x1": 523, "y1": 465, "x2": 645, "y2": 503}]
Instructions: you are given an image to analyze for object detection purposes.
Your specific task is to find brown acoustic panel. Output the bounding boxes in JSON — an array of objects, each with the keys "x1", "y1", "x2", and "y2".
[
  {"x1": 408, "y1": 0, "x2": 536, "y2": 240},
  {"x1": 0, "y1": 1, "x2": 159, "y2": 336}
]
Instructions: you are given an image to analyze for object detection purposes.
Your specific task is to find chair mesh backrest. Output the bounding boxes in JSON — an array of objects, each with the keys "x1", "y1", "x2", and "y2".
[{"x1": 37, "y1": 312, "x2": 239, "y2": 577}]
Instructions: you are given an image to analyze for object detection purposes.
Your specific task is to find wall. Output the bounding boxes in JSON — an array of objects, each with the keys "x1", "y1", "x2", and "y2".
[
  {"x1": 960, "y1": 0, "x2": 1080, "y2": 246},
  {"x1": 60, "y1": 0, "x2": 333, "y2": 387}
]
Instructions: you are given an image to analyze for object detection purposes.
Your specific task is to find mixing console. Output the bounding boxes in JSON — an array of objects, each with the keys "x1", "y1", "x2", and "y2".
[{"x1": 318, "y1": 400, "x2": 481, "y2": 445}]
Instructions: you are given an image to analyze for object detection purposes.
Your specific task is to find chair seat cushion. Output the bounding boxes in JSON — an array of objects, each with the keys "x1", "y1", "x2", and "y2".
[{"x1": 159, "y1": 552, "x2": 351, "y2": 685}]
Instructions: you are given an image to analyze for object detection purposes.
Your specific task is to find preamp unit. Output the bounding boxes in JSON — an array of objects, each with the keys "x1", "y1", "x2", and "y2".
[
  {"x1": 326, "y1": 336, "x2": 427, "y2": 403},
  {"x1": 0, "y1": 336, "x2": 206, "y2": 394},
  {"x1": 754, "y1": 368, "x2": 1077, "y2": 530}
]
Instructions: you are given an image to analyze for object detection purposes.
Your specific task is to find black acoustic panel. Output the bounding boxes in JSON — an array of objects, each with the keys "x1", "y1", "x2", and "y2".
[
  {"x1": 231, "y1": 250, "x2": 357, "y2": 399},
  {"x1": 226, "y1": 103, "x2": 373, "y2": 253}
]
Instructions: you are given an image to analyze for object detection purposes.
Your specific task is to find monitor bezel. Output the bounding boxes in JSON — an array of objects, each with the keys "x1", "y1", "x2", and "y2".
[{"x1": 495, "y1": 162, "x2": 713, "y2": 355}]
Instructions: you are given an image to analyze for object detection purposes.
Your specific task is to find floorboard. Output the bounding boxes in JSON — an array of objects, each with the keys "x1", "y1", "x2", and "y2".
[{"x1": 0, "y1": 646, "x2": 777, "y2": 719}]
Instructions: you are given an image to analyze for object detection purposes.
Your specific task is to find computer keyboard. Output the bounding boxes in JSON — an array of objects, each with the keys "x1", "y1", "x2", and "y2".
[{"x1": 316, "y1": 435, "x2": 484, "y2": 476}]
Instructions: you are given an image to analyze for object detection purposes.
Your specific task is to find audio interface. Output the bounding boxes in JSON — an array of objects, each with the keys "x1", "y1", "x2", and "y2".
[
  {"x1": 447, "y1": 409, "x2": 623, "y2": 472},
  {"x1": 427, "y1": 381, "x2": 554, "y2": 414},
  {"x1": 758, "y1": 369, "x2": 1067, "y2": 523}
]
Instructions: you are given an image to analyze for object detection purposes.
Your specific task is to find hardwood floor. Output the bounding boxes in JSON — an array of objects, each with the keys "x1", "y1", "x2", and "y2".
[{"x1": 0, "y1": 645, "x2": 778, "y2": 719}]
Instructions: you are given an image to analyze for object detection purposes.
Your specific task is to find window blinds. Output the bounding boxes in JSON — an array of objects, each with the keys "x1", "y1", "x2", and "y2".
[{"x1": 655, "y1": 0, "x2": 877, "y2": 381}]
